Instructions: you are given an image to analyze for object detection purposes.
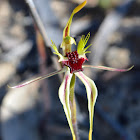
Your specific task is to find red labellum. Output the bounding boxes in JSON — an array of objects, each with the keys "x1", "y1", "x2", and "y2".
[{"x1": 62, "y1": 51, "x2": 86, "y2": 73}]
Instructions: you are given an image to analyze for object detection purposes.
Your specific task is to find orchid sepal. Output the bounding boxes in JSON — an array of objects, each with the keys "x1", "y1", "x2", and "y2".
[
  {"x1": 63, "y1": 0, "x2": 87, "y2": 38},
  {"x1": 58, "y1": 68, "x2": 76, "y2": 140},
  {"x1": 82, "y1": 65, "x2": 134, "y2": 72},
  {"x1": 61, "y1": 0, "x2": 87, "y2": 56},
  {"x1": 75, "y1": 71, "x2": 98, "y2": 140},
  {"x1": 8, "y1": 68, "x2": 66, "y2": 89}
]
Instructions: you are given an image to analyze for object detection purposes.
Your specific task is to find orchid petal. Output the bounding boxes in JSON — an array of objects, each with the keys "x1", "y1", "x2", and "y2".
[
  {"x1": 75, "y1": 72, "x2": 97, "y2": 140},
  {"x1": 63, "y1": 0, "x2": 87, "y2": 38},
  {"x1": 61, "y1": 0, "x2": 87, "y2": 56},
  {"x1": 82, "y1": 65, "x2": 134, "y2": 72},
  {"x1": 51, "y1": 40, "x2": 64, "y2": 61},
  {"x1": 8, "y1": 68, "x2": 66, "y2": 89},
  {"x1": 59, "y1": 69, "x2": 76, "y2": 140},
  {"x1": 77, "y1": 32, "x2": 91, "y2": 55}
]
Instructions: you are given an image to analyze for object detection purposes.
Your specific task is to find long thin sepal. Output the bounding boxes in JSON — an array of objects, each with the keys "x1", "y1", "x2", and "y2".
[
  {"x1": 83, "y1": 65, "x2": 134, "y2": 72},
  {"x1": 63, "y1": 0, "x2": 87, "y2": 38},
  {"x1": 75, "y1": 72, "x2": 98, "y2": 140},
  {"x1": 59, "y1": 69, "x2": 76, "y2": 140},
  {"x1": 8, "y1": 68, "x2": 66, "y2": 89}
]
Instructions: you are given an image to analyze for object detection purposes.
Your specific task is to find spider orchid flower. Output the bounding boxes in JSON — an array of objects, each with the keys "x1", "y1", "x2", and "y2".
[{"x1": 8, "y1": 1, "x2": 133, "y2": 140}]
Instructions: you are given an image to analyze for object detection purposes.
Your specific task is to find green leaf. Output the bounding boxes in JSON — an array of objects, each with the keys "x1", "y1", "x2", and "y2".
[{"x1": 75, "y1": 72, "x2": 98, "y2": 140}]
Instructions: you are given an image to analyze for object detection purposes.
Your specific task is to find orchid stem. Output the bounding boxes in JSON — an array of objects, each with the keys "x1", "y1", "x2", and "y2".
[
  {"x1": 89, "y1": 129, "x2": 92, "y2": 140},
  {"x1": 72, "y1": 98, "x2": 79, "y2": 140},
  {"x1": 70, "y1": 74, "x2": 79, "y2": 140}
]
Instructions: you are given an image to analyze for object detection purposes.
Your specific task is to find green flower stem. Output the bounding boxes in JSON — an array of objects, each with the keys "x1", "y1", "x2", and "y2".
[{"x1": 70, "y1": 74, "x2": 79, "y2": 140}]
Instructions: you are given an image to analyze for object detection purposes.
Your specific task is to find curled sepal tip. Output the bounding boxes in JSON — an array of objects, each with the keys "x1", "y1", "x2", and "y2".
[
  {"x1": 75, "y1": 72, "x2": 98, "y2": 140},
  {"x1": 83, "y1": 65, "x2": 134, "y2": 72},
  {"x1": 8, "y1": 68, "x2": 66, "y2": 89}
]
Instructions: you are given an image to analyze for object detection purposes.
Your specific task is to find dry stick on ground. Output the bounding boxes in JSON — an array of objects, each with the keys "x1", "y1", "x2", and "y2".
[{"x1": 89, "y1": 0, "x2": 135, "y2": 78}]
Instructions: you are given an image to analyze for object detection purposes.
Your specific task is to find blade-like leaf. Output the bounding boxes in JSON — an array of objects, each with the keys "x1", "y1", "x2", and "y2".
[
  {"x1": 82, "y1": 65, "x2": 134, "y2": 72},
  {"x1": 59, "y1": 69, "x2": 76, "y2": 140},
  {"x1": 8, "y1": 68, "x2": 66, "y2": 88},
  {"x1": 75, "y1": 72, "x2": 98, "y2": 140}
]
